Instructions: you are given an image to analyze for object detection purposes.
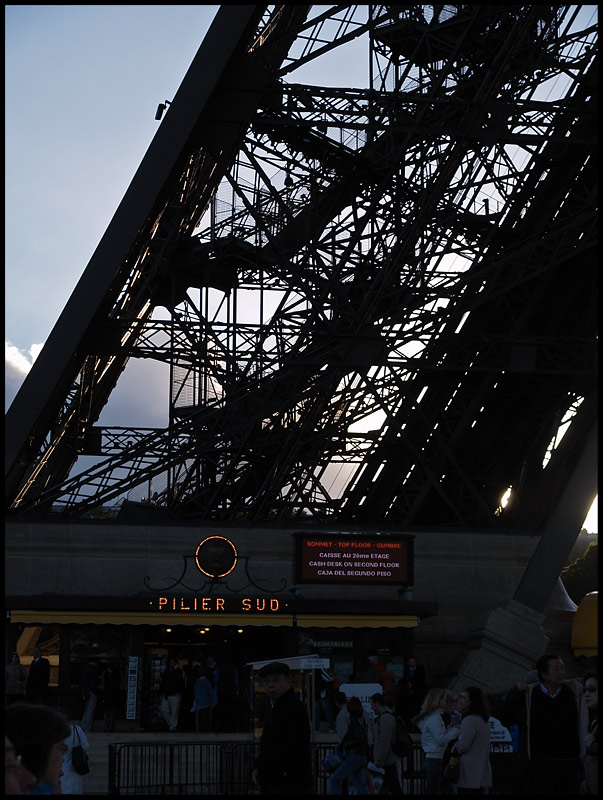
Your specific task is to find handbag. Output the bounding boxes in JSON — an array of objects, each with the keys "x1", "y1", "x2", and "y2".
[
  {"x1": 443, "y1": 754, "x2": 460, "y2": 784},
  {"x1": 71, "y1": 725, "x2": 90, "y2": 776},
  {"x1": 323, "y1": 746, "x2": 346, "y2": 774},
  {"x1": 367, "y1": 762, "x2": 385, "y2": 795}
]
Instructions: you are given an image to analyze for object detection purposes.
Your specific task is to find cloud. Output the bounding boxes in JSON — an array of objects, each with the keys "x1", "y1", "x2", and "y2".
[
  {"x1": 6, "y1": 341, "x2": 167, "y2": 428},
  {"x1": 97, "y1": 358, "x2": 169, "y2": 428},
  {"x1": 5, "y1": 340, "x2": 43, "y2": 410}
]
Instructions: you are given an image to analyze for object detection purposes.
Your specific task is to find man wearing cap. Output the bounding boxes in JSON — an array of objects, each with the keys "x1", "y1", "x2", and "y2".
[{"x1": 251, "y1": 662, "x2": 313, "y2": 794}]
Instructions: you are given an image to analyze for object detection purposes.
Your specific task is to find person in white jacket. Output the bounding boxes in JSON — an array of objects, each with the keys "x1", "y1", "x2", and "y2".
[
  {"x1": 58, "y1": 709, "x2": 90, "y2": 795},
  {"x1": 412, "y1": 688, "x2": 459, "y2": 795}
]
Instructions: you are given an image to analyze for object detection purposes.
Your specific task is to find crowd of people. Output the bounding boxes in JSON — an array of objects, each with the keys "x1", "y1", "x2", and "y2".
[
  {"x1": 5, "y1": 649, "x2": 599, "y2": 796},
  {"x1": 256, "y1": 654, "x2": 597, "y2": 796},
  {"x1": 158, "y1": 652, "x2": 242, "y2": 733}
]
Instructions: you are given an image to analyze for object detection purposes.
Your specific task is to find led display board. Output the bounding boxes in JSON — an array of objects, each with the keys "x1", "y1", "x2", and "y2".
[{"x1": 295, "y1": 533, "x2": 413, "y2": 586}]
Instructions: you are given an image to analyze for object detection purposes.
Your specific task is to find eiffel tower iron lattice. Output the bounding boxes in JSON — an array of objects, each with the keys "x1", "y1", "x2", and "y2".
[{"x1": 5, "y1": 5, "x2": 597, "y2": 528}]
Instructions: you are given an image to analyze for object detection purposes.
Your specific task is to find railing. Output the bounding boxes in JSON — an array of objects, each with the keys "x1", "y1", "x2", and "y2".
[{"x1": 108, "y1": 740, "x2": 426, "y2": 795}]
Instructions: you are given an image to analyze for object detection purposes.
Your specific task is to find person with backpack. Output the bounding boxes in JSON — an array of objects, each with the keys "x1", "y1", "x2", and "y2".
[
  {"x1": 328, "y1": 696, "x2": 371, "y2": 794},
  {"x1": 371, "y1": 693, "x2": 404, "y2": 795}
]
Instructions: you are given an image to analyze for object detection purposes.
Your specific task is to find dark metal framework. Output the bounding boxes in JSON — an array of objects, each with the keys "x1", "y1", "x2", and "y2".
[
  {"x1": 107, "y1": 739, "x2": 427, "y2": 795},
  {"x1": 5, "y1": 5, "x2": 597, "y2": 529}
]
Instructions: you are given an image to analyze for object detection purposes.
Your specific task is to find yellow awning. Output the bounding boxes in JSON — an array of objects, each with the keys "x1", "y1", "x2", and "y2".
[
  {"x1": 571, "y1": 591, "x2": 598, "y2": 656},
  {"x1": 297, "y1": 614, "x2": 418, "y2": 628},
  {"x1": 10, "y1": 610, "x2": 418, "y2": 629}
]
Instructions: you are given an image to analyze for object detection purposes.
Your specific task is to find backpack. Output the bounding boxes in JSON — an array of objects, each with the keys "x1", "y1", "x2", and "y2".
[
  {"x1": 343, "y1": 715, "x2": 369, "y2": 757},
  {"x1": 385, "y1": 711, "x2": 412, "y2": 757}
]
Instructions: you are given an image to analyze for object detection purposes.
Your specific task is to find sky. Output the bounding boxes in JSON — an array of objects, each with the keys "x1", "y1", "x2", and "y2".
[
  {"x1": 5, "y1": 3, "x2": 219, "y2": 407},
  {"x1": 5, "y1": 5, "x2": 598, "y2": 532}
]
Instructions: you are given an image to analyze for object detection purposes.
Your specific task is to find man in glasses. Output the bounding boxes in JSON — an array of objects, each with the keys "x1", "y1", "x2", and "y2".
[{"x1": 501, "y1": 655, "x2": 583, "y2": 795}]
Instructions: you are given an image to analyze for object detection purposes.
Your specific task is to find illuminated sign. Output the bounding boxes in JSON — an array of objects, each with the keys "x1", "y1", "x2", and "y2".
[
  {"x1": 195, "y1": 536, "x2": 238, "y2": 578},
  {"x1": 295, "y1": 534, "x2": 413, "y2": 585},
  {"x1": 148, "y1": 596, "x2": 289, "y2": 613}
]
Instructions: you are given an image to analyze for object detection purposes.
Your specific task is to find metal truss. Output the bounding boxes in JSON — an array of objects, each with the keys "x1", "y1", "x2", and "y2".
[{"x1": 5, "y1": 5, "x2": 597, "y2": 530}]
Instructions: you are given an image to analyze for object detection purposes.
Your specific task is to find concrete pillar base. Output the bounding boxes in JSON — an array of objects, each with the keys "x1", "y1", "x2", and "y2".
[{"x1": 448, "y1": 599, "x2": 550, "y2": 694}]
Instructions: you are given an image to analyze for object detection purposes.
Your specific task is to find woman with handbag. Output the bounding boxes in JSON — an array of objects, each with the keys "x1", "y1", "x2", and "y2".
[
  {"x1": 58, "y1": 708, "x2": 90, "y2": 794},
  {"x1": 450, "y1": 687, "x2": 492, "y2": 795}
]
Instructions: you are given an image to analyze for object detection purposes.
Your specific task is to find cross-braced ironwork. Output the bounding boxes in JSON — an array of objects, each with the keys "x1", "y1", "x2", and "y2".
[{"x1": 5, "y1": 5, "x2": 597, "y2": 529}]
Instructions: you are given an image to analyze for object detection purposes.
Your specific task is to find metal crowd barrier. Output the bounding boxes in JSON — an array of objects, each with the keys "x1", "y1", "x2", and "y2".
[{"x1": 108, "y1": 740, "x2": 426, "y2": 795}]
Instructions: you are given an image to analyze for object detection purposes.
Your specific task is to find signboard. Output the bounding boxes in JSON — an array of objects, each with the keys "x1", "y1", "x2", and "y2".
[
  {"x1": 295, "y1": 534, "x2": 413, "y2": 585},
  {"x1": 147, "y1": 596, "x2": 289, "y2": 613},
  {"x1": 339, "y1": 683, "x2": 382, "y2": 718},
  {"x1": 489, "y1": 716, "x2": 513, "y2": 754},
  {"x1": 248, "y1": 655, "x2": 327, "y2": 671},
  {"x1": 299, "y1": 658, "x2": 330, "y2": 669},
  {"x1": 126, "y1": 656, "x2": 139, "y2": 720}
]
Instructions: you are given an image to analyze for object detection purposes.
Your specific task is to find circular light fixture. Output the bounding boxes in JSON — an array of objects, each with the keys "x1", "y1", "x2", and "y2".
[{"x1": 195, "y1": 536, "x2": 238, "y2": 578}]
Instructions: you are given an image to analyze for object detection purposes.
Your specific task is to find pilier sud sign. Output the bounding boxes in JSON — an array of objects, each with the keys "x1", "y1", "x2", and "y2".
[
  {"x1": 146, "y1": 533, "x2": 413, "y2": 613},
  {"x1": 148, "y1": 596, "x2": 286, "y2": 612}
]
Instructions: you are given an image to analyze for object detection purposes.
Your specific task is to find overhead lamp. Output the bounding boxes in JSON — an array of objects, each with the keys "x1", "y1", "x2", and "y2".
[{"x1": 155, "y1": 100, "x2": 172, "y2": 121}]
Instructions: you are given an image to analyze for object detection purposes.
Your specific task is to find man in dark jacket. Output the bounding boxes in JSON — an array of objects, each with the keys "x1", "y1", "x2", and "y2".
[
  {"x1": 25, "y1": 647, "x2": 50, "y2": 704},
  {"x1": 251, "y1": 662, "x2": 313, "y2": 795},
  {"x1": 501, "y1": 654, "x2": 581, "y2": 796},
  {"x1": 159, "y1": 658, "x2": 185, "y2": 732},
  {"x1": 79, "y1": 658, "x2": 100, "y2": 733},
  {"x1": 101, "y1": 662, "x2": 122, "y2": 732},
  {"x1": 395, "y1": 655, "x2": 427, "y2": 729}
]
